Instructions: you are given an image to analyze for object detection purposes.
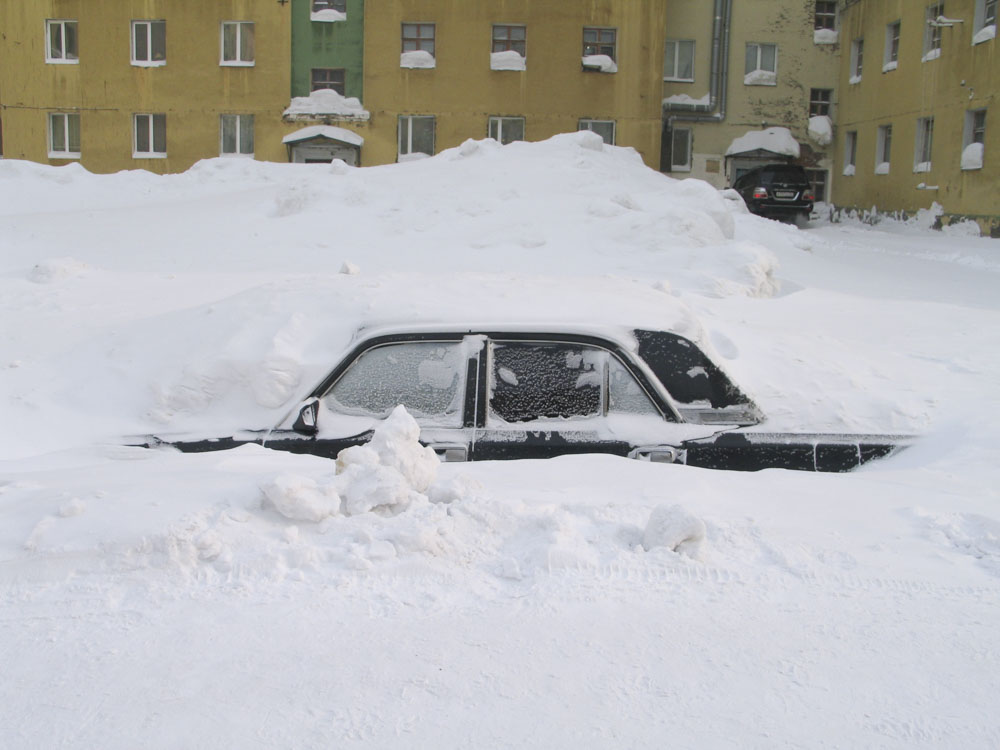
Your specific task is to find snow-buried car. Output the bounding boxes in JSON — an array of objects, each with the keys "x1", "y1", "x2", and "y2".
[{"x1": 149, "y1": 326, "x2": 911, "y2": 472}]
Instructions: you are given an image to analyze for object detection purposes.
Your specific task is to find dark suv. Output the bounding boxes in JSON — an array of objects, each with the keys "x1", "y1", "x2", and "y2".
[{"x1": 732, "y1": 164, "x2": 814, "y2": 223}]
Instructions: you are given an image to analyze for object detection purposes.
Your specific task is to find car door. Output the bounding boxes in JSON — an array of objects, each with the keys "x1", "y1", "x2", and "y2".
[
  {"x1": 264, "y1": 334, "x2": 480, "y2": 460},
  {"x1": 470, "y1": 335, "x2": 681, "y2": 461}
]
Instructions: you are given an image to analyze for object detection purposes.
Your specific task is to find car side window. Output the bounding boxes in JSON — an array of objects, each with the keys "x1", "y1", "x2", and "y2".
[
  {"x1": 323, "y1": 341, "x2": 465, "y2": 426},
  {"x1": 490, "y1": 342, "x2": 603, "y2": 423},
  {"x1": 608, "y1": 356, "x2": 660, "y2": 415}
]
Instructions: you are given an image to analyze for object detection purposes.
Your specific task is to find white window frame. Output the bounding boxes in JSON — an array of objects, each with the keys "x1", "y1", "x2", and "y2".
[
  {"x1": 221, "y1": 21, "x2": 255, "y2": 66},
  {"x1": 843, "y1": 130, "x2": 858, "y2": 175},
  {"x1": 914, "y1": 117, "x2": 934, "y2": 172},
  {"x1": 488, "y1": 116, "x2": 525, "y2": 145},
  {"x1": 220, "y1": 114, "x2": 254, "y2": 157},
  {"x1": 974, "y1": 0, "x2": 998, "y2": 38},
  {"x1": 398, "y1": 115, "x2": 435, "y2": 159},
  {"x1": 669, "y1": 128, "x2": 692, "y2": 172},
  {"x1": 923, "y1": 3, "x2": 945, "y2": 59},
  {"x1": 578, "y1": 119, "x2": 616, "y2": 145},
  {"x1": 850, "y1": 38, "x2": 864, "y2": 82},
  {"x1": 745, "y1": 42, "x2": 777, "y2": 85},
  {"x1": 883, "y1": 21, "x2": 901, "y2": 71},
  {"x1": 48, "y1": 112, "x2": 81, "y2": 158},
  {"x1": 133, "y1": 113, "x2": 167, "y2": 159},
  {"x1": 131, "y1": 20, "x2": 166, "y2": 66},
  {"x1": 45, "y1": 19, "x2": 78, "y2": 64},
  {"x1": 875, "y1": 124, "x2": 892, "y2": 173},
  {"x1": 663, "y1": 39, "x2": 695, "y2": 82}
]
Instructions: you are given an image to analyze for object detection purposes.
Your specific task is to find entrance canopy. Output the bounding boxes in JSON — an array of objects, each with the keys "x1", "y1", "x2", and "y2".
[{"x1": 283, "y1": 125, "x2": 364, "y2": 166}]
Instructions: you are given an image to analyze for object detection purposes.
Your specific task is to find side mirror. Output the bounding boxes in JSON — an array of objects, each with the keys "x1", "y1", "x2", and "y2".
[{"x1": 292, "y1": 398, "x2": 319, "y2": 434}]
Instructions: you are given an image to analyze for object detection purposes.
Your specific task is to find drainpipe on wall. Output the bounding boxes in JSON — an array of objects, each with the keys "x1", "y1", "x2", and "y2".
[{"x1": 663, "y1": 0, "x2": 732, "y2": 166}]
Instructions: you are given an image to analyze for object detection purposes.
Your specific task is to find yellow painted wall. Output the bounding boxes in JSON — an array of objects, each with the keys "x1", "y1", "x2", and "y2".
[
  {"x1": 0, "y1": 0, "x2": 291, "y2": 173},
  {"x1": 661, "y1": 0, "x2": 839, "y2": 188},
  {"x1": 361, "y1": 0, "x2": 667, "y2": 167},
  {"x1": 835, "y1": 0, "x2": 999, "y2": 222}
]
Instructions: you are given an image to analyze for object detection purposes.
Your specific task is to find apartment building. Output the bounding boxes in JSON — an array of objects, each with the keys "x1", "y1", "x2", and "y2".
[
  {"x1": 0, "y1": 1, "x2": 292, "y2": 173},
  {"x1": 661, "y1": 1, "x2": 840, "y2": 202},
  {"x1": 360, "y1": 0, "x2": 669, "y2": 167},
  {"x1": 835, "y1": 0, "x2": 998, "y2": 228}
]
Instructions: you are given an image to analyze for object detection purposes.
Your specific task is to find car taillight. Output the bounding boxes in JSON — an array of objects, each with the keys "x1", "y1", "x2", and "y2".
[
  {"x1": 752, "y1": 187, "x2": 768, "y2": 199},
  {"x1": 803, "y1": 191, "x2": 815, "y2": 202}
]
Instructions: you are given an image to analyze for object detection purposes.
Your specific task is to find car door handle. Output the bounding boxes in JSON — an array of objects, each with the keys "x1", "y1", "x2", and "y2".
[
  {"x1": 629, "y1": 446, "x2": 685, "y2": 464},
  {"x1": 429, "y1": 444, "x2": 468, "y2": 462}
]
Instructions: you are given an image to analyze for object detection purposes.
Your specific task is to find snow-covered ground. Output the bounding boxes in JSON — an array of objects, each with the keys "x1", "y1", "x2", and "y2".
[{"x1": 2, "y1": 134, "x2": 999, "y2": 748}]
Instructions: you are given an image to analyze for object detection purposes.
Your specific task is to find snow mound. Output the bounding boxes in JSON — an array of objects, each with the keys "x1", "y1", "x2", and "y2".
[
  {"x1": 27, "y1": 257, "x2": 89, "y2": 283},
  {"x1": 642, "y1": 504, "x2": 706, "y2": 557},
  {"x1": 490, "y1": 50, "x2": 525, "y2": 71},
  {"x1": 581, "y1": 54, "x2": 617, "y2": 73}
]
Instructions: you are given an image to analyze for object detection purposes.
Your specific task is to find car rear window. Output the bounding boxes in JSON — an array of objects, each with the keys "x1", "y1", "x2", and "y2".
[{"x1": 759, "y1": 166, "x2": 808, "y2": 184}]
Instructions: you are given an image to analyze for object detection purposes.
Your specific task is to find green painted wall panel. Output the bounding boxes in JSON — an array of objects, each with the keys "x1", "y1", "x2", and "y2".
[{"x1": 291, "y1": 0, "x2": 364, "y2": 100}]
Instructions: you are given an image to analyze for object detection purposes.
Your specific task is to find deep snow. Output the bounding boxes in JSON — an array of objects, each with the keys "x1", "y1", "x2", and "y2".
[{"x1": 1, "y1": 133, "x2": 999, "y2": 748}]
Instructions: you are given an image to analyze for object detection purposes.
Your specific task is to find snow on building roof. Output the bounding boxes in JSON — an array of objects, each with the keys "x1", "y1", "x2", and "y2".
[
  {"x1": 725, "y1": 127, "x2": 801, "y2": 158},
  {"x1": 282, "y1": 125, "x2": 364, "y2": 147},
  {"x1": 283, "y1": 89, "x2": 370, "y2": 121}
]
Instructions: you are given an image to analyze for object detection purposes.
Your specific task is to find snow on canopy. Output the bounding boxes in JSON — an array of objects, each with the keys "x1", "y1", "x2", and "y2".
[
  {"x1": 283, "y1": 89, "x2": 370, "y2": 120},
  {"x1": 726, "y1": 127, "x2": 801, "y2": 158},
  {"x1": 282, "y1": 125, "x2": 364, "y2": 147}
]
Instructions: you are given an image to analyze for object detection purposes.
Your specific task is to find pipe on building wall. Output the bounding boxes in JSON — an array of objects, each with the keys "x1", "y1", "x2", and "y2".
[{"x1": 664, "y1": 0, "x2": 732, "y2": 130}]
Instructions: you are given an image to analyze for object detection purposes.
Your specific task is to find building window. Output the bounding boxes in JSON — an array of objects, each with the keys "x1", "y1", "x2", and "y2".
[
  {"x1": 805, "y1": 169, "x2": 827, "y2": 202},
  {"x1": 398, "y1": 115, "x2": 435, "y2": 159},
  {"x1": 745, "y1": 43, "x2": 777, "y2": 84},
  {"x1": 876, "y1": 125, "x2": 892, "y2": 173},
  {"x1": 664, "y1": 40, "x2": 694, "y2": 81},
  {"x1": 402, "y1": 23, "x2": 435, "y2": 55},
  {"x1": 313, "y1": 0, "x2": 346, "y2": 11},
  {"x1": 492, "y1": 25, "x2": 526, "y2": 55},
  {"x1": 670, "y1": 128, "x2": 692, "y2": 172},
  {"x1": 850, "y1": 38, "x2": 864, "y2": 81},
  {"x1": 488, "y1": 116, "x2": 525, "y2": 145},
  {"x1": 48, "y1": 113, "x2": 80, "y2": 158},
  {"x1": 814, "y1": 1, "x2": 837, "y2": 30},
  {"x1": 578, "y1": 119, "x2": 615, "y2": 145},
  {"x1": 974, "y1": 0, "x2": 998, "y2": 41},
  {"x1": 131, "y1": 20, "x2": 166, "y2": 66},
  {"x1": 221, "y1": 21, "x2": 254, "y2": 65},
  {"x1": 923, "y1": 4, "x2": 945, "y2": 59},
  {"x1": 844, "y1": 130, "x2": 857, "y2": 175},
  {"x1": 220, "y1": 114, "x2": 254, "y2": 157},
  {"x1": 809, "y1": 89, "x2": 832, "y2": 117},
  {"x1": 883, "y1": 21, "x2": 901, "y2": 71},
  {"x1": 46, "y1": 19, "x2": 78, "y2": 63},
  {"x1": 914, "y1": 117, "x2": 934, "y2": 171},
  {"x1": 962, "y1": 109, "x2": 986, "y2": 170},
  {"x1": 134, "y1": 113, "x2": 166, "y2": 158},
  {"x1": 583, "y1": 28, "x2": 616, "y2": 61},
  {"x1": 311, "y1": 68, "x2": 345, "y2": 94}
]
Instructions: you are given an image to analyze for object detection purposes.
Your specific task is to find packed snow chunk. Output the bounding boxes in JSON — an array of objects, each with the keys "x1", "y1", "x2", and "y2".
[
  {"x1": 961, "y1": 143, "x2": 984, "y2": 171},
  {"x1": 365, "y1": 405, "x2": 439, "y2": 493},
  {"x1": 491, "y1": 50, "x2": 525, "y2": 71},
  {"x1": 663, "y1": 93, "x2": 710, "y2": 107},
  {"x1": 642, "y1": 504, "x2": 706, "y2": 557},
  {"x1": 744, "y1": 70, "x2": 777, "y2": 86},
  {"x1": 263, "y1": 474, "x2": 341, "y2": 522},
  {"x1": 574, "y1": 130, "x2": 606, "y2": 152},
  {"x1": 339, "y1": 463, "x2": 417, "y2": 516},
  {"x1": 814, "y1": 29, "x2": 838, "y2": 44},
  {"x1": 311, "y1": 9, "x2": 346, "y2": 22},
  {"x1": 943, "y1": 219, "x2": 981, "y2": 237},
  {"x1": 808, "y1": 115, "x2": 833, "y2": 146},
  {"x1": 581, "y1": 54, "x2": 617, "y2": 73},
  {"x1": 972, "y1": 24, "x2": 996, "y2": 45},
  {"x1": 843, "y1": 164, "x2": 856, "y2": 176},
  {"x1": 283, "y1": 90, "x2": 369, "y2": 120},
  {"x1": 339, "y1": 260, "x2": 360, "y2": 275},
  {"x1": 726, "y1": 127, "x2": 799, "y2": 158},
  {"x1": 401, "y1": 50, "x2": 435, "y2": 69},
  {"x1": 27, "y1": 257, "x2": 89, "y2": 283},
  {"x1": 335, "y1": 444, "x2": 380, "y2": 473}
]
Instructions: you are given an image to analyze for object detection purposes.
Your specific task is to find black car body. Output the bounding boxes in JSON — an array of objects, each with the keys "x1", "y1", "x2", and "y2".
[
  {"x1": 733, "y1": 164, "x2": 814, "y2": 222},
  {"x1": 150, "y1": 326, "x2": 910, "y2": 472}
]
